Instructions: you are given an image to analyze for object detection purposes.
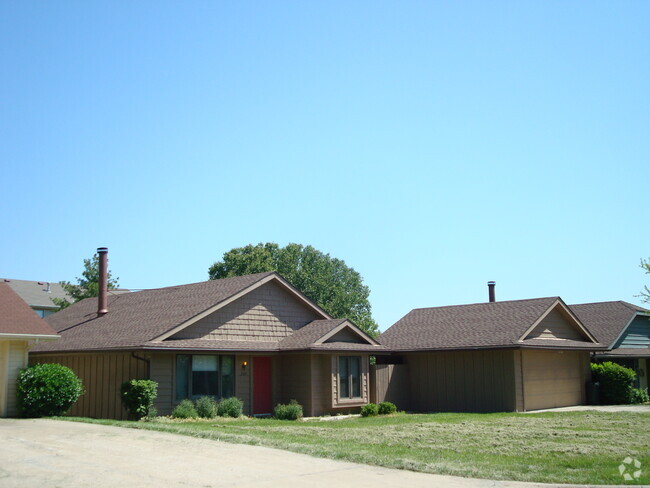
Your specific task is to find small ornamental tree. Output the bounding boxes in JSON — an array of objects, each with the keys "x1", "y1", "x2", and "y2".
[
  {"x1": 16, "y1": 363, "x2": 84, "y2": 417},
  {"x1": 120, "y1": 380, "x2": 158, "y2": 419}
]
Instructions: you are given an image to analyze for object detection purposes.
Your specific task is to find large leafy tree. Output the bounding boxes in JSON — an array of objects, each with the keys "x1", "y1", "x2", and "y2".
[
  {"x1": 53, "y1": 253, "x2": 119, "y2": 309},
  {"x1": 640, "y1": 258, "x2": 650, "y2": 304},
  {"x1": 208, "y1": 243, "x2": 379, "y2": 337}
]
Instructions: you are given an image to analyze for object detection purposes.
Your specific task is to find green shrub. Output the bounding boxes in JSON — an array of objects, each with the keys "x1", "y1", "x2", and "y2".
[
  {"x1": 360, "y1": 403, "x2": 379, "y2": 417},
  {"x1": 195, "y1": 396, "x2": 218, "y2": 418},
  {"x1": 172, "y1": 399, "x2": 198, "y2": 419},
  {"x1": 591, "y1": 362, "x2": 636, "y2": 404},
  {"x1": 16, "y1": 363, "x2": 84, "y2": 417},
  {"x1": 217, "y1": 397, "x2": 243, "y2": 418},
  {"x1": 631, "y1": 388, "x2": 649, "y2": 404},
  {"x1": 120, "y1": 379, "x2": 158, "y2": 420},
  {"x1": 142, "y1": 406, "x2": 158, "y2": 422},
  {"x1": 378, "y1": 401, "x2": 397, "y2": 415},
  {"x1": 273, "y1": 400, "x2": 303, "y2": 420}
]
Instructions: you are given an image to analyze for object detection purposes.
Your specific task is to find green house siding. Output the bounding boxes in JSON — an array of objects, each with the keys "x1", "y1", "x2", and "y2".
[{"x1": 614, "y1": 315, "x2": 650, "y2": 349}]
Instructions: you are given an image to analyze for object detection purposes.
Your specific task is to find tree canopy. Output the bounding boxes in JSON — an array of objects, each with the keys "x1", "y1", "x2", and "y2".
[
  {"x1": 640, "y1": 258, "x2": 650, "y2": 304},
  {"x1": 208, "y1": 243, "x2": 379, "y2": 337},
  {"x1": 53, "y1": 253, "x2": 119, "y2": 309}
]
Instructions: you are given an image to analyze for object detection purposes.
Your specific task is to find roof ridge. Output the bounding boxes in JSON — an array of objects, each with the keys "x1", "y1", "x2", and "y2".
[
  {"x1": 115, "y1": 271, "x2": 277, "y2": 295},
  {"x1": 410, "y1": 296, "x2": 559, "y2": 312}
]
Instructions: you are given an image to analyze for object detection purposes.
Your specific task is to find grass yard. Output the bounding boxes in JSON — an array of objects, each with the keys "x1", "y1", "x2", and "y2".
[{"x1": 64, "y1": 411, "x2": 650, "y2": 485}]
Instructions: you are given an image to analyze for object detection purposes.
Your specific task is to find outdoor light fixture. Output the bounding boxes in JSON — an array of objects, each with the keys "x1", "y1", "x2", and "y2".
[{"x1": 241, "y1": 360, "x2": 248, "y2": 371}]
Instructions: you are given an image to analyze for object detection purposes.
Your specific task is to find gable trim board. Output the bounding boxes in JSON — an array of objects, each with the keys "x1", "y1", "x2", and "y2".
[
  {"x1": 518, "y1": 299, "x2": 598, "y2": 344},
  {"x1": 153, "y1": 273, "x2": 331, "y2": 342},
  {"x1": 315, "y1": 320, "x2": 380, "y2": 346}
]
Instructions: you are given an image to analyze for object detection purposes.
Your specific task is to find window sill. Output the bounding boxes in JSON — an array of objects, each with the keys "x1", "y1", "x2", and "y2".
[{"x1": 333, "y1": 398, "x2": 367, "y2": 408}]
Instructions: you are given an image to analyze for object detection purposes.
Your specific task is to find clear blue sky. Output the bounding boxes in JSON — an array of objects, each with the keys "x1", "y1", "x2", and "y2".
[{"x1": 1, "y1": 2, "x2": 648, "y2": 331}]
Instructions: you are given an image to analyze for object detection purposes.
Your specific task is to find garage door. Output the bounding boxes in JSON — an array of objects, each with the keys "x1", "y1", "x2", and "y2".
[{"x1": 522, "y1": 350, "x2": 585, "y2": 411}]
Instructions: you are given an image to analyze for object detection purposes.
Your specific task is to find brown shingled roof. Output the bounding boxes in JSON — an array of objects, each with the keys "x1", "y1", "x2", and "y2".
[
  {"x1": 33, "y1": 272, "x2": 278, "y2": 352},
  {"x1": 0, "y1": 283, "x2": 58, "y2": 337},
  {"x1": 570, "y1": 301, "x2": 650, "y2": 347},
  {"x1": 380, "y1": 297, "x2": 603, "y2": 351},
  {"x1": 31, "y1": 272, "x2": 375, "y2": 354}
]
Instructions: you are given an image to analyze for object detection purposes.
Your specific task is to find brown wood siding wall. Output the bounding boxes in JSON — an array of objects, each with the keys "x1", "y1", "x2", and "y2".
[
  {"x1": 404, "y1": 350, "x2": 516, "y2": 413},
  {"x1": 526, "y1": 308, "x2": 586, "y2": 341},
  {"x1": 172, "y1": 281, "x2": 322, "y2": 341},
  {"x1": 280, "y1": 354, "x2": 313, "y2": 415},
  {"x1": 371, "y1": 364, "x2": 411, "y2": 411},
  {"x1": 29, "y1": 352, "x2": 148, "y2": 419}
]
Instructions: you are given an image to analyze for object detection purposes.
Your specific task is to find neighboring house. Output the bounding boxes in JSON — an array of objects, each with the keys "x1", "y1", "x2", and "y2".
[
  {"x1": 1, "y1": 279, "x2": 70, "y2": 318},
  {"x1": 571, "y1": 301, "x2": 650, "y2": 391},
  {"x1": 0, "y1": 283, "x2": 59, "y2": 417},
  {"x1": 30, "y1": 271, "x2": 382, "y2": 419},
  {"x1": 1, "y1": 278, "x2": 130, "y2": 318},
  {"x1": 377, "y1": 294, "x2": 606, "y2": 412}
]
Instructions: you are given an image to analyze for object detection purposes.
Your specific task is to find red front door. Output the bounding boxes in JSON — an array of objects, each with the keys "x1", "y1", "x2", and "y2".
[{"x1": 253, "y1": 356, "x2": 272, "y2": 415}]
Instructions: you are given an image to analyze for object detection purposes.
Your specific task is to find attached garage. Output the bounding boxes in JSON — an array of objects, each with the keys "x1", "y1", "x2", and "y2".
[{"x1": 378, "y1": 292, "x2": 605, "y2": 413}]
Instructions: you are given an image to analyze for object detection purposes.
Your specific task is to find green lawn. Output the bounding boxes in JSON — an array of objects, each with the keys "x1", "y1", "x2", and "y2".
[{"x1": 63, "y1": 411, "x2": 650, "y2": 485}]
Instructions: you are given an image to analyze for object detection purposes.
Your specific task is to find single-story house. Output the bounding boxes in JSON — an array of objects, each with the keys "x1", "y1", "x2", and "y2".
[
  {"x1": 0, "y1": 283, "x2": 59, "y2": 417},
  {"x1": 571, "y1": 301, "x2": 650, "y2": 390},
  {"x1": 31, "y1": 265, "x2": 383, "y2": 419},
  {"x1": 377, "y1": 290, "x2": 607, "y2": 412}
]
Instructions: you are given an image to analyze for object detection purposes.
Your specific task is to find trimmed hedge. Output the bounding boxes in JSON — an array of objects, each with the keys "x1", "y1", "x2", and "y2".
[
  {"x1": 16, "y1": 363, "x2": 84, "y2": 417},
  {"x1": 195, "y1": 396, "x2": 218, "y2": 418},
  {"x1": 378, "y1": 401, "x2": 397, "y2": 415},
  {"x1": 120, "y1": 379, "x2": 158, "y2": 420},
  {"x1": 172, "y1": 399, "x2": 198, "y2": 419},
  {"x1": 274, "y1": 400, "x2": 303, "y2": 420},
  {"x1": 591, "y1": 362, "x2": 636, "y2": 404},
  {"x1": 217, "y1": 397, "x2": 243, "y2": 418},
  {"x1": 360, "y1": 403, "x2": 379, "y2": 417}
]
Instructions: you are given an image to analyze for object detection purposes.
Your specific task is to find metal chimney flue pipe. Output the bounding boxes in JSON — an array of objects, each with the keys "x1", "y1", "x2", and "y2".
[
  {"x1": 97, "y1": 247, "x2": 108, "y2": 315},
  {"x1": 488, "y1": 281, "x2": 496, "y2": 303}
]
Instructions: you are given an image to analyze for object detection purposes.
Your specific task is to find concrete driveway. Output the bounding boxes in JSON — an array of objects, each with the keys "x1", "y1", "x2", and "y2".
[{"x1": 0, "y1": 419, "x2": 628, "y2": 488}]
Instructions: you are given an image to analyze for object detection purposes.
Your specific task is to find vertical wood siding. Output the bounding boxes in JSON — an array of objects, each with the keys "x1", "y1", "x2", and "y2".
[
  {"x1": 171, "y1": 281, "x2": 322, "y2": 341},
  {"x1": 404, "y1": 350, "x2": 517, "y2": 413},
  {"x1": 30, "y1": 352, "x2": 148, "y2": 419},
  {"x1": 280, "y1": 354, "x2": 313, "y2": 415},
  {"x1": 370, "y1": 364, "x2": 411, "y2": 410}
]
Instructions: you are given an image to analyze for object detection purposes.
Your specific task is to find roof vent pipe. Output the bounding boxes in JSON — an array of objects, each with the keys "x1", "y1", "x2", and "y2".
[
  {"x1": 488, "y1": 281, "x2": 496, "y2": 303},
  {"x1": 97, "y1": 247, "x2": 108, "y2": 315}
]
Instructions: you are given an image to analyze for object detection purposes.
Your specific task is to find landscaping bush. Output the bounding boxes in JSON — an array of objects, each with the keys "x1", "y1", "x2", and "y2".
[
  {"x1": 120, "y1": 379, "x2": 158, "y2": 420},
  {"x1": 591, "y1": 362, "x2": 636, "y2": 404},
  {"x1": 631, "y1": 388, "x2": 649, "y2": 404},
  {"x1": 378, "y1": 401, "x2": 397, "y2": 415},
  {"x1": 172, "y1": 399, "x2": 198, "y2": 419},
  {"x1": 16, "y1": 363, "x2": 84, "y2": 417},
  {"x1": 273, "y1": 399, "x2": 303, "y2": 420},
  {"x1": 360, "y1": 403, "x2": 379, "y2": 417},
  {"x1": 195, "y1": 396, "x2": 218, "y2": 418},
  {"x1": 217, "y1": 397, "x2": 243, "y2": 418}
]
